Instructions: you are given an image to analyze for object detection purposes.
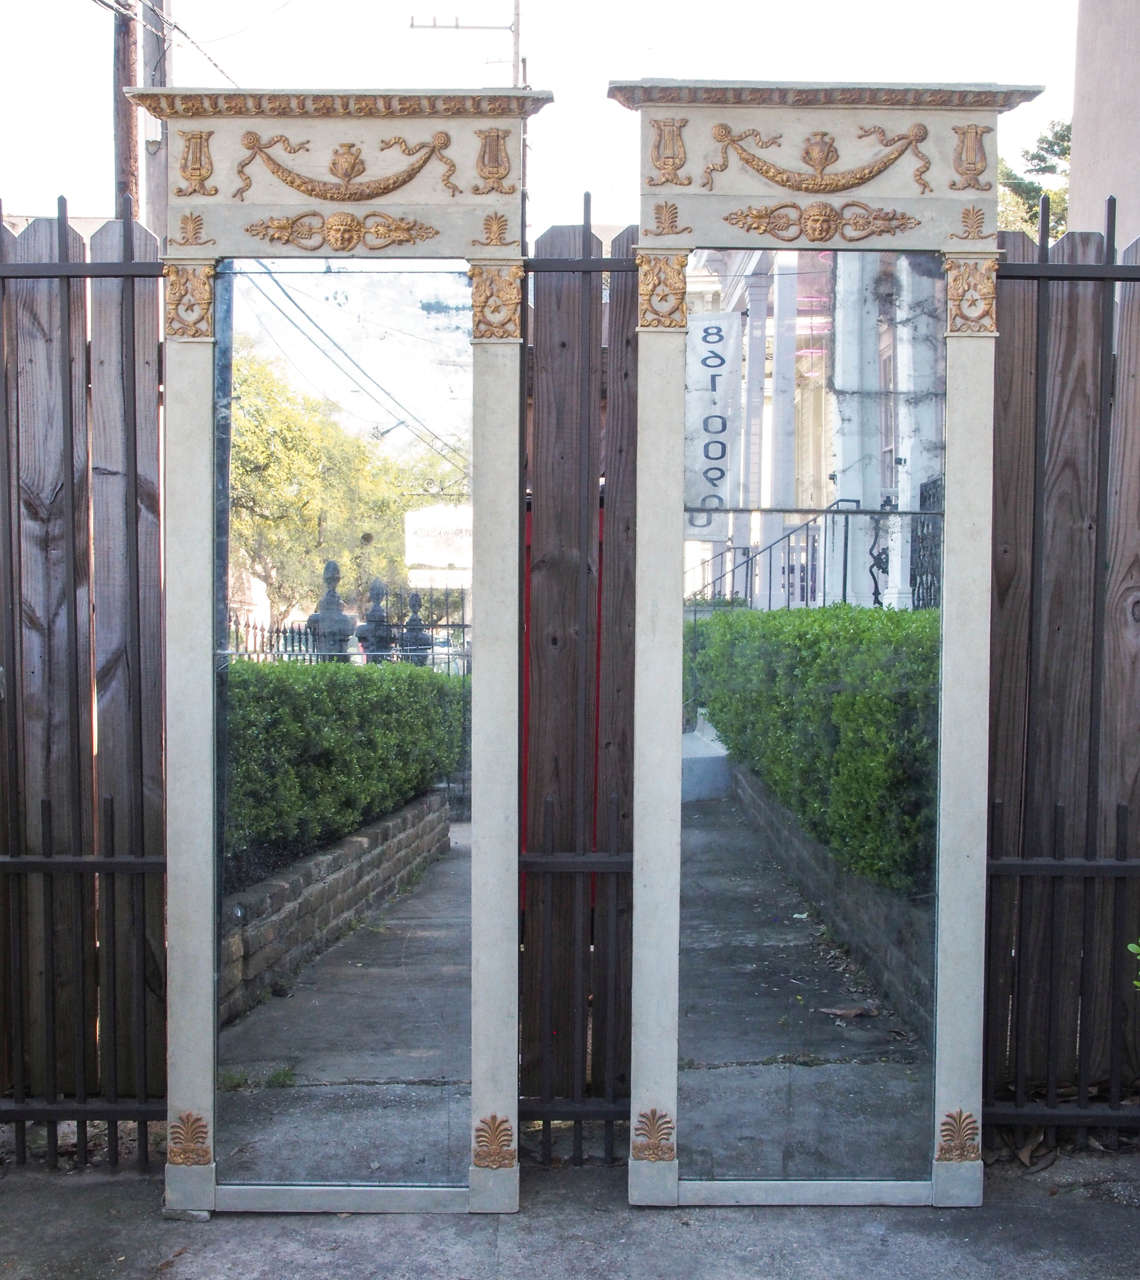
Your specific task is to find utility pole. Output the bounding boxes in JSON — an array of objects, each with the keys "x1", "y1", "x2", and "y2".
[
  {"x1": 410, "y1": 0, "x2": 521, "y2": 86},
  {"x1": 113, "y1": 0, "x2": 139, "y2": 210},
  {"x1": 141, "y1": 0, "x2": 169, "y2": 237}
]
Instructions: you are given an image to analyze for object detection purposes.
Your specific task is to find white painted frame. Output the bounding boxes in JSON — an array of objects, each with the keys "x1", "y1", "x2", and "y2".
[
  {"x1": 611, "y1": 81, "x2": 1037, "y2": 1208},
  {"x1": 141, "y1": 87, "x2": 552, "y2": 1217}
]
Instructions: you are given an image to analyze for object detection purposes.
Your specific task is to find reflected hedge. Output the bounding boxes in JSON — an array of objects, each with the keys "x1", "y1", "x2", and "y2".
[
  {"x1": 695, "y1": 604, "x2": 940, "y2": 892},
  {"x1": 222, "y1": 661, "x2": 466, "y2": 890}
]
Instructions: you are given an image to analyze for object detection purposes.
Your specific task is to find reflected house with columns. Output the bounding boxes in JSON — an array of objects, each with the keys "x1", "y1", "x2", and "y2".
[{"x1": 685, "y1": 247, "x2": 946, "y2": 612}]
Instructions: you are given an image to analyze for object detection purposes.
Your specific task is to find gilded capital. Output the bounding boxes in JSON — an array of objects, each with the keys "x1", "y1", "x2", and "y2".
[
  {"x1": 944, "y1": 256, "x2": 998, "y2": 336},
  {"x1": 163, "y1": 263, "x2": 216, "y2": 339},
  {"x1": 468, "y1": 262, "x2": 524, "y2": 340},
  {"x1": 636, "y1": 252, "x2": 688, "y2": 329}
]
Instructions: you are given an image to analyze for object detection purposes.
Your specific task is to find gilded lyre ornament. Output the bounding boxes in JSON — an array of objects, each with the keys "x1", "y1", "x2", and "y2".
[
  {"x1": 936, "y1": 1109, "x2": 981, "y2": 1161},
  {"x1": 469, "y1": 263, "x2": 524, "y2": 339},
  {"x1": 643, "y1": 202, "x2": 693, "y2": 237},
  {"x1": 472, "y1": 1114, "x2": 517, "y2": 1169},
  {"x1": 724, "y1": 199, "x2": 920, "y2": 244},
  {"x1": 167, "y1": 1112, "x2": 211, "y2": 1165},
  {"x1": 949, "y1": 124, "x2": 993, "y2": 191},
  {"x1": 471, "y1": 212, "x2": 520, "y2": 247},
  {"x1": 949, "y1": 206, "x2": 996, "y2": 241},
  {"x1": 631, "y1": 1109, "x2": 676, "y2": 1162},
  {"x1": 648, "y1": 118, "x2": 691, "y2": 187},
  {"x1": 171, "y1": 213, "x2": 216, "y2": 248},
  {"x1": 636, "y1": 252, "x2": 687, "y2": 329},
  {"x1": 702, "y1": 122, "x2": 931, "y2": 195},
  {"x1": 233, "y1": 132, "x2": 459, "y2": 202},
  {"x1": 944, "y1": 257, "x2": 998, "y2": 335},
  {"x1": 175, "y1": 130, "x2": 218, "y2": 197},
  {"x1": 244, "y1": 210, "x2": 439, "y2": 252},
  {"x1": 472, "y1": 128, "x2": 516, "y2": 194},
  {"x1": 163, "y1": 264, "x2": 215, "y2": 339}
]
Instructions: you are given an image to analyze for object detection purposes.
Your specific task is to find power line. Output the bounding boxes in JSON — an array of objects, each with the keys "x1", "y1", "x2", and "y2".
[
  {"x1": 251, "y1": 264, "x2": 470, "y2": 471},
  {"x1": 239, "y1": 271, "x2": 470, "y2": 480},
  {"x1": 88, "y1": 0, "x2": 240, "y2": 86}
]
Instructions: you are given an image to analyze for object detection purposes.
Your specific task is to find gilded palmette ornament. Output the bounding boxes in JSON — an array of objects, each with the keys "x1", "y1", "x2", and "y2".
[
  {"x1": 631, "y1": 1109, "x2": 676, "y2": 1161},
  {"x1": 949, "y1": 206, "x2": 996, "y2": 241},
  {"x1": 702, "y1": 122, "x2": 931, "y2": 195},
  {"x1": 471, "y1": 212, "x2": 520, "y2": 247},
  {"x1": 472, "y1": 1114, "x2": 517, "y2": 1169},
  {"x1": 944, "y1": 257, "x2": 998, "y2": 335},
  {"x1": 167, "y1": 1112, "x2": 211, "y2": 1165},
  {"x1": 175, "y1": 130, "x2": 218, "y2": 197},
  {"x1": 648, "y1": 118, "x2": 692, "y2": 187},
  {"x1": 233, "y1": 132, "x2": 459, "y2": 202},
  {"x1": 935, "y1": 1109, "x2": 981, "y2": 1161},
  {"x1": 163, "y1": 264, "x2": 215, "y2": 339},
  {"x1": 725, "y1": 200, "x2": 920, "y2": 243},
  {"x1": 469, "y1": 263, "x2": 524, "y2": 340},
  {"x1": 636, "y1": 252, "x2": 687, "y2": 328},
  {"x1": 472, "y1": 128, "x2": 516, "y2": 195},
  {"x1": 244, "y1": 210, "x2": 439, "y2": 252},
  {"x1": 171, "y1": 213, "x2": 216, "y2": 247},
  {"x1": 949, "y1": 124, "x2": 993, "y2": 192},
  {"x1": 643, "y1": 202, "x2": 693, "y2": 237}
]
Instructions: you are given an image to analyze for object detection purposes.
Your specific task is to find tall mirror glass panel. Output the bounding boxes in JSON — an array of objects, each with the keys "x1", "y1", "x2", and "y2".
[
  {"x1": 213, "y1": 262, "x2": 473, "y2": 1185},
  {"x1": 679, "y1": 250, "x2": 945, "y2": 1181}
]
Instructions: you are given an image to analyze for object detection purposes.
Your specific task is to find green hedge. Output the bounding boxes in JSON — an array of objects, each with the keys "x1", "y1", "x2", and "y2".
[
  {"x1": 694, "y1": 604, "x2": 940, "y2": 892},
  {"x1": 222, "y1": 661, "x2": 466, "y2": 891}
]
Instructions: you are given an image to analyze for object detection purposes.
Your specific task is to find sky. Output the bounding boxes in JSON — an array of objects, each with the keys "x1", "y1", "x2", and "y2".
[{"x1": 1, "y1": 0, "x2": 1079, "y2": 231}]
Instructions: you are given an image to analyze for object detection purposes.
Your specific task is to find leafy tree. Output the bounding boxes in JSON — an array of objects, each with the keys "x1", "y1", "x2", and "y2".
[
  {"x1": 999, "y1": 121, "x2": 1070, "y2": 241},
  {"x1": 228, "y1": 345, "x2": 465, "y2": 626}
]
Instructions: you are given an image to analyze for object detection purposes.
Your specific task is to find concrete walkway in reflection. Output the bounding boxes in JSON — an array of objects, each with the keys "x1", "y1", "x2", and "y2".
[
  {"x1": 679, "y1": 797, "x2": 931, "y2": 1181},
  {"x1": 214, "y1": 825, "x2": 472, "y2": 1186}
]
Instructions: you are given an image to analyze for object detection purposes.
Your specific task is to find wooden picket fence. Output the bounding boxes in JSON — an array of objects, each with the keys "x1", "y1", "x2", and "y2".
[
  {"x1": 1, "y1": 200, "x2": 1138, "y2": 1171},
  {"x1": 0, "y1": 199, "x2": 165, "y2": 1166}
]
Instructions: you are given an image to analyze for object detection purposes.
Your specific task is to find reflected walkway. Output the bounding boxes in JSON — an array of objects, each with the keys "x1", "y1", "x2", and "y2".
[
  {"x1": 215, "y1": 825, "x2": 471, "y2": 1186},
  {"x1": 679, "y1": 798, "x2": 932, "y2": 1182}
]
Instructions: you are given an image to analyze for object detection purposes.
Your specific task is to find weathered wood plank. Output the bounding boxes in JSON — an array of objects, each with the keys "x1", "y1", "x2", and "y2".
[
  {"x1": 0, "y1": 220, "x2": 17, "y2": 1096},
  {"x1": 987, "y1": 231, "x2": 1038, "y2": 1093},
  {"x1": 1099, "y1": 237, "x2": 1140, "y2": 1081},
  {"x1": 590, "y1": 224, "x2": 637, "y2": 1098},
  {"x1": 12, "y1": 216, "x2": 97, "y2": 1096},
  {"x1": 521, "y1": 226, "x2": 603, "y2": 1097},
  {"x1": 1026, "y1": 233, "x2": 1104, "y2": 1087},
  {"x1": 90, "y1": 218, "x2": 165, "y2": 1098}
]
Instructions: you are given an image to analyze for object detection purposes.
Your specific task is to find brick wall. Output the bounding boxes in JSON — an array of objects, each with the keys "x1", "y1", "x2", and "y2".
[
  {"x1": 218, "y1": 791, "x2": 450, "y2": 1025},
  {"x1": 732, "y1": 766, "x2": 934, "y2": 1040}
]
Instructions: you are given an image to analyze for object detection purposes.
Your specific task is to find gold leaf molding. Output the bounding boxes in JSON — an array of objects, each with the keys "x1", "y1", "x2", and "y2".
[
  {"x1": 935, "y1": 1109, "x2": 981, "y2": 1161},
  {"x1": 472, "y1": 1114, "x2": 517, "y2": 1169},
  {"x1": 244, "y1": 210, "x2": 439, "y2": 252},
  {"x1": 167, "y1": 1112, "x2": 211, "y2": 1166},
  {"x1": 469, "y1": 263, "x2": 524, "y2": 340},
  {"x1": 945, "y1": 257, "x2": 998, "y2": 335},
  {"x1": 233, "y1": 132, "x2": 459, "y2": 203},
  {"x1": 631, "y1": 1108, "x2": 676, "y2": 1162},
  {"x1": 163, "y1": 264, "x2": 215, "y2": 339},
  {"x1": 130, "y1": 91, "x2": 553, "y2": 120},
  {"x1": 703, "y1": 123, "x2": 931, "y2": 196},
  {"x1": 725, "y1": 199, "x2": 920, "y2": 244},
  {"x1": 636, "y1": 252, "x2": 688, "y2": 329}
]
